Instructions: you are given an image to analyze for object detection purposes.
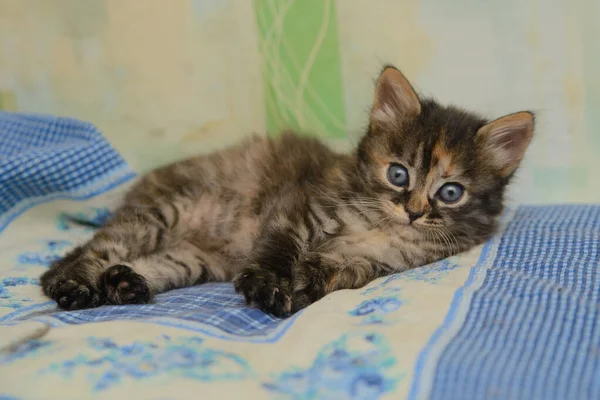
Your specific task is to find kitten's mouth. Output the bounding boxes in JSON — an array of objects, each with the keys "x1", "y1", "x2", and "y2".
[
  {"x1": 393, "y1": 215, "x2": 421, "y2": 230},
  {"x1": 387, "y1": 205, "x2": 430, "y2": 230},
  {"x1": 409, "y1": 219, "x2": 443, "y2": 230}
]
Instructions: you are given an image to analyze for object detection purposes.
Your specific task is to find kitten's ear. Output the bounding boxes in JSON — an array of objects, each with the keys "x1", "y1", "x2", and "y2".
[
  {"x1": 477, "y1": 111, "x2": 534, "y2": 177},
  {"x1": 370, "y1": 66, "x2": 421, "y2": 128}
]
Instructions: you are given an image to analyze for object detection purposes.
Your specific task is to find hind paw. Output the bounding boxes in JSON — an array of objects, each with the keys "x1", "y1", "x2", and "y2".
[{"x1": 101, "y1": 265, "x2": 151, "y2": 305}]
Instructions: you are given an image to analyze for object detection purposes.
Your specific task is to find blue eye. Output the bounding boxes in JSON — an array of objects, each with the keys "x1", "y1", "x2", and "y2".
[
  {"x1": 387, "y1": 164, "x2": 409, "y2": 187},
  {"x1": 438, "y1": 183, "x2": 464, "y2": 203}
]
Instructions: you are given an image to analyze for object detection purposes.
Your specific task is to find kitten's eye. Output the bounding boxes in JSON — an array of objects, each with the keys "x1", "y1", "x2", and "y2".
[
  {"x1": 438, "y1": 183, "x2": 464, "y2": 203},
  {"x1": 387, "y1": 164, "x2": 409, "y2": 187}
]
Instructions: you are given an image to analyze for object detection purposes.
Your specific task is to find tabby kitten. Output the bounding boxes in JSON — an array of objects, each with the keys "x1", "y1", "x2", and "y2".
[{"x1": 41, "y1": 66, "x2": 534, "y2": 317}]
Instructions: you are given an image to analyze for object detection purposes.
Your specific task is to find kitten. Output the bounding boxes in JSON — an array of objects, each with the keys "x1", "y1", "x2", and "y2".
[{"x1": 40, "y1": 66, "x2": 534, "y2": 317}]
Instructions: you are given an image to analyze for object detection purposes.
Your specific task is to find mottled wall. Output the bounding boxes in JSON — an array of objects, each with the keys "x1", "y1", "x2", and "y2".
[{"x1": 1, "y1": 0, "x2": 599, "y2": 203}]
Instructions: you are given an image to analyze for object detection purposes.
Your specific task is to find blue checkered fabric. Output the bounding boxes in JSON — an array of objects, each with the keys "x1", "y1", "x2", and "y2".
[
  {"x1": 420, "y1": 205, "x2": 600, "y2": 400},
  {"x1": 0, "y1": 283, "x2": 292, "y2": 342},
  {"x1": 19, "y1": 284, "x2": 287, "y2": 340},
  {"x1": 0, "y1": 111, "x2": 133, "y2": 232},
  {"x1": 2, "y1": 285, "x2": 295, "y2": 343}
]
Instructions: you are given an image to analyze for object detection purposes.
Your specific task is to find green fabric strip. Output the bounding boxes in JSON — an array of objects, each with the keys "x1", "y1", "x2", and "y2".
[{"x1": 254, "y1": 0, "x2": 347, "y2": 137}]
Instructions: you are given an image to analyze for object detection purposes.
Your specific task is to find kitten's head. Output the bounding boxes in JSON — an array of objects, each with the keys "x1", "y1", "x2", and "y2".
[{"x1": 357, "y1": 66, "x2": 534, "y2": 244}]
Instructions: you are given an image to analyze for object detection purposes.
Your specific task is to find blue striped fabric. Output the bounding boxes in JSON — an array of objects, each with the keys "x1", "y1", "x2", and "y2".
[
  {"x1": 0, "y1": 111, "x2": 134, "y2": 232},
  {"x1": 415, "y1": 205, "x2": 600, "y2": 400}
]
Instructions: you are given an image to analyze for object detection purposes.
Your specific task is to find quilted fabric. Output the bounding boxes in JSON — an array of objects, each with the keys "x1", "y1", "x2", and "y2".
[{"x1": 0, "y1": 111, "x2": 599, "y2": 400}]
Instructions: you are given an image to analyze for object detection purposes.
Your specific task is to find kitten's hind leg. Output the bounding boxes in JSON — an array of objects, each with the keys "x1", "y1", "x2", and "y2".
[
  {"x1": 41, "y1": 202, "x2": 183, "y2": 310},
  {"x1": 100, "y1": 241, "x2": 231, "y2": 305}
]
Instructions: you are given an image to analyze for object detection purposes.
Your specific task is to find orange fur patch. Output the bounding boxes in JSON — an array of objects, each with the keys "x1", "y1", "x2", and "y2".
[
  {"x1": 432, "y1": 142, "x2": 455, "y2": 177},
  {"x1": 326, "y1": 274, "x2": 340, "y2": 292},
  {"x1": 406, "y1": 193, "x2": 430, "y2": 213}
]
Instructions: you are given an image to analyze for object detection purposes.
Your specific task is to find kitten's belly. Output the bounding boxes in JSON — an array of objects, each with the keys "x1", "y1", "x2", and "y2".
[
  {"x1": 221, "y1": 215, "x2": 260, "y2": 257},
  {"x1": 189, "y1": 197, "x2": 260, "y2": 259}
]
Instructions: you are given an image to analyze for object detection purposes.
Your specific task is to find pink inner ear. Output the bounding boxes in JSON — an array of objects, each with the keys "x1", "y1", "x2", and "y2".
[
  {"x1": 493, "y1": 123, "x2": 529, "y2": 152},
  {"x1": 371, "y1": 67, "x2": 421, "y2": 125},
  {"x1": 377, "y1": 79, "x2": 402, "y2": 109},
  {"x1": 478, "y1": 112, "x2": 534, "y2": 176}
]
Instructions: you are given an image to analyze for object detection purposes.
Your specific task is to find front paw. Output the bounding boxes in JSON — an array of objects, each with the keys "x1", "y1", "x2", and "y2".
[
  {"x1": 233, "y1": 267, "x2": 293, "y2": 317},
  {"x1": 291, "y1": 254, "x2": 331, "y2": 312},
  {"x1": 100, "y1": 265, "x2": 151, "y2": 305},
  {"x1": 41, "y1": 271, "x2": 102, "y2": 310},
  {"x1": 294, "y1": 253, "x2": 372, "y2": 312}
]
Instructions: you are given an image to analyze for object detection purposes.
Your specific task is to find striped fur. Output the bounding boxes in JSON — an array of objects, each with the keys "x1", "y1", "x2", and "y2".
[{"x1": 41, "y1": 66, "x2": 534, "y2": 316}]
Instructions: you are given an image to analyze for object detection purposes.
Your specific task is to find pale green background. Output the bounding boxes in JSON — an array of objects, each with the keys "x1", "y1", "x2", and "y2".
[{"x1": 1, "y1": 0, "x2": 599, "y2": 204}]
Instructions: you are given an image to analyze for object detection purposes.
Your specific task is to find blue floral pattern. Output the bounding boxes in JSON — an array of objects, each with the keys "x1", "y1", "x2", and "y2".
[
  {"x1": 363, "y1": 259, "x2": 461, "y2": 297},
  {"x1": 348, "y1": 259, "x2": 462, "y2": 325},
  {"x1": 0, "y1": 277, "x2": 40, "y2": 309},
  {"x1": 349, "y1": 297, "x2": 404, "y2": 325},
  {"x1": 264, "y1": 333, "x2": 402, "y2": 399},
  {"x1": 16, "y1": 240, "x2": 72, "y2": 267},
  {"x1": 43, "y1": 335, "x2": 254, "y2": 391},
  {"x1": 400, "y1": 259, "x2": 460, "y2": 283}
]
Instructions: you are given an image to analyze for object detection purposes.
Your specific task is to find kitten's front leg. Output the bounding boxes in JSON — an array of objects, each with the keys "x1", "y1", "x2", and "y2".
[
  {"x1": 291, "y1": 233, "x2": 409, "y2": 311},
  {"x1": 234, "y1": 229, "x2": 301, "y2": 317},
  {"x1": 235, "y1": 225, "x2": 403, "y2": 316},
  {"x1": 233, "y1": 208, "x2": 313, "y2": 317},
  {"x1": 291, "y1": 252, "x2": 379, "y2": 312},
  {"x1": 236, "y1": 246, "x2": 382, "y2": 317}
]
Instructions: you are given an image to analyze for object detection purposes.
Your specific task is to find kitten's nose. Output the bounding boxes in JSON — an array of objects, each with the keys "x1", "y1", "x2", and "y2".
[{"x1": 406, "y1": 209, "x2": 424, "y2": 223}]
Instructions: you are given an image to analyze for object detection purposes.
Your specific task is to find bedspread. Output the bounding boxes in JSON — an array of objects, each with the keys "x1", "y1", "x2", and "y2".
[{"x1": 0, "y1": 112, "x2": 598, "y2": 400}]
